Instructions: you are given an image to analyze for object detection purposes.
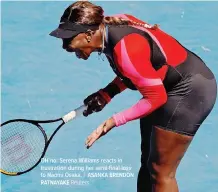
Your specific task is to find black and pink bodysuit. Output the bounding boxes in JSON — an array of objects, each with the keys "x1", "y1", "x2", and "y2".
[{"x1": 102, "y1": 14, "x2": 217, "y2": 136}]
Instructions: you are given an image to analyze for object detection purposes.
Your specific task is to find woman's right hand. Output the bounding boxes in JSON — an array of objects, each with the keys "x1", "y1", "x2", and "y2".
[{"x1": 83, "y1": 89, "x2": 111, "y2": 117}]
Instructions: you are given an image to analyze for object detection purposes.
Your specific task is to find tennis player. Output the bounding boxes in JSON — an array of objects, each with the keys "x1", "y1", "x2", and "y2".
[{"x1": 50, "y1": 1, "x2": 217, "y2": 191}]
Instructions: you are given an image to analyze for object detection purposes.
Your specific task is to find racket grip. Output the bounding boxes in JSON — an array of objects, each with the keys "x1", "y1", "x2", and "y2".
[{"x1": 62, "y1": 105, "x2": 88, "y2": 123}]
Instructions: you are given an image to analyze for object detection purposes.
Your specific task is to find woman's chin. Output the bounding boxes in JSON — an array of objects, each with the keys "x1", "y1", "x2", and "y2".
[
  {"x1": 76, "y1": 55, "x2": 88, "y2": 60},
  {"x1": 82, "y1": 56, "x2": 88, "y2": 60},
  {"x1": 82, "y1": 53, "x2": 89, "y2": 60}
]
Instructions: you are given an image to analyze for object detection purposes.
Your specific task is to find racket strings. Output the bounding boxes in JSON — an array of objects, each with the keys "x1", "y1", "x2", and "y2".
[{"x1": 1, "y1": 121, "x2": 46, "y2": 173}]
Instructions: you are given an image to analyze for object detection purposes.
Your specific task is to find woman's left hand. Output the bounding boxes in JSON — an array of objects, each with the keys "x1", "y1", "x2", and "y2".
[{"x1": 85, "y1": 117, "x2": 116, "y2": 149}]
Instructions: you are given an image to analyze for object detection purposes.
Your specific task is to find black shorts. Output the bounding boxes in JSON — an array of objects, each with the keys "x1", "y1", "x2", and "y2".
[{"x1": 141, "y1": 50, "x2": 217, "y2": 136}]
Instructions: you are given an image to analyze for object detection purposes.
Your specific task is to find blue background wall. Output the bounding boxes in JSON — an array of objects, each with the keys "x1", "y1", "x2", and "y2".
[{"x1": 1, "y1": 1, "x2": 218, "y2": 192}]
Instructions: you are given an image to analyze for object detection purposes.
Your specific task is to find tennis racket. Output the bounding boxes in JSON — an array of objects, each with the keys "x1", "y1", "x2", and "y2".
[{"x1": 0, "y1": 104, "x2": 87, "y2": 176}]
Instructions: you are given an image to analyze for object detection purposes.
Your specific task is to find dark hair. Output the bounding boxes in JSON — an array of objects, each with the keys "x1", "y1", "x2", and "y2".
[{"x1": 61, "y1": 1, "x2": 159, "y2": 29}]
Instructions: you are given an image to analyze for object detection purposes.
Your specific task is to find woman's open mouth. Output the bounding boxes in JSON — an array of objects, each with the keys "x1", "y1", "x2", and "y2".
[{"x1": 76, "y1": 51, "x2": 88, "y2": 60}]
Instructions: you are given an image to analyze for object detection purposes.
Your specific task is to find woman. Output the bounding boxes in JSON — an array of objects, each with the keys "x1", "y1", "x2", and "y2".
[{"x1": 50, "y1": 1, "x2": 217, "y2": 191}]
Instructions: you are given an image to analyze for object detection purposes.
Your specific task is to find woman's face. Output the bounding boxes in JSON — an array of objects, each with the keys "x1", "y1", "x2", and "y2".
[{"x1": 62, "y1": 30, "x2": 101, "y2": 60}]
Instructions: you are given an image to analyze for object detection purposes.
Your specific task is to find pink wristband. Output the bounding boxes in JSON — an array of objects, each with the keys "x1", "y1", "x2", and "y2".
[{"x1": 112, "y1": 113, "x2": 127, "y2": 127}]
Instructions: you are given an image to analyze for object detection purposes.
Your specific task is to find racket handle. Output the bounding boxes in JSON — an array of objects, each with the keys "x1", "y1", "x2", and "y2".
[{"x1": 62, "y1": 105, "x2": 88, "y2": 123}]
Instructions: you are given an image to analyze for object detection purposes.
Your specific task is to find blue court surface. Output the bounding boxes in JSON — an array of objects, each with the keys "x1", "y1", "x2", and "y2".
[{"x1": 1, "y1": 1, "x2": 218, "y2": 192}]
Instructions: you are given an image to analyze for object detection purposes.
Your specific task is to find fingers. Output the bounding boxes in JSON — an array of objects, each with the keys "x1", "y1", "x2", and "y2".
[
  {"x1": 84, "y1": 93, "x2": 96, "y2": 105},
  {"x1": 83, "y1": 110, "x2": 89, "y2": 117},
  {"x1": 85, "y1": 135, "x2": 92, "y2": 145},
  {"x1": 85, "y1": 130, "x2": 99, "y2": 149},
  {"x1": 83, "y1": 93, "x2": 107, "y2": 117},
  {"x1": 83, "y1": 100, "x2": 95, "y2": 116},
  {"x1": 86, "y1": 136, "x2": 97, "y2": 149},
  {"x1": 85, "y1": 122, "x2": 106, "y2": 149}
]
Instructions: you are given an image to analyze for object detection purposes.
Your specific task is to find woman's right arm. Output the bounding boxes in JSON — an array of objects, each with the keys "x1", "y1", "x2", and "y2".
[
  {"x1": 102, "y1": 76, "x2": 127, "y2": 100},
  {"x1": 83, "y1": 76, "x2": 127, "y2": 117}
]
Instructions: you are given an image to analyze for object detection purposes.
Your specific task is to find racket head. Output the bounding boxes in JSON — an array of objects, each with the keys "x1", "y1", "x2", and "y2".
[{"x1": 1, "y1": 119, "x2": 47, "y2": 176}]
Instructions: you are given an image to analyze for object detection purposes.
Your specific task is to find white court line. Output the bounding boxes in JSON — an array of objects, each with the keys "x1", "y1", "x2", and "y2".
[{"x1": 27, "y1": 99, "x2": 31, "y2": 109}]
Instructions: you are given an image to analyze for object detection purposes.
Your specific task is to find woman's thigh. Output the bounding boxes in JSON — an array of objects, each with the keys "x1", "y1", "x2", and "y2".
[
  {"x1": 139, "y1": 71, "x2": 217, "y2": 173},
  {"x1": 147, "y1": 126, "x2": 193, "y2": 192},
  {"x1": 146, "y1": 74, "x2": 217, "y2": 182}
]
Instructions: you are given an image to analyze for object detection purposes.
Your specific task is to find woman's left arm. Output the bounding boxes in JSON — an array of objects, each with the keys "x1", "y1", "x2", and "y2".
[
  {"x1": 112, "y1": 33, "x2": 167, "y2": 126},
  {"x1": 86, "y1": 33, "x2": 167, "y2": 148}
]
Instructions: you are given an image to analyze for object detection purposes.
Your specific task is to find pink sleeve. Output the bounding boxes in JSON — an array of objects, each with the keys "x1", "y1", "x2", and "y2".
[{"x1": 112, "y1": 33, "x2": 167, "y2": 127}]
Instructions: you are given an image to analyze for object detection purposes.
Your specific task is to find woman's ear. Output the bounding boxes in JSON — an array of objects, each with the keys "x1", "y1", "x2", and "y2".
[{"x1": 85, "y1": 29, "x2": 94, "y2": 43}]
